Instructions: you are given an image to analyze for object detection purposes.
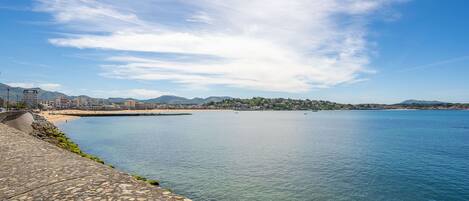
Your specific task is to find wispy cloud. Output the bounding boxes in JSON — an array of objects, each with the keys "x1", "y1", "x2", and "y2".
[
  {"x1": 186, "y1": 11, "x2": 214, "y2": 24},
  {"x1": 399, "y1": 55, "x2": 469, "y2": 72},
  {"x1": 125, "y1": 89, "x2": 170, "y2": 99},
  {"x1": 7, "y1": 82, "x2": 62, "y2": 91},
  {"x1": 38, "y1": 83, "x2": 62, "y2": 91},
  {"x1": 35, "y1": 0, "x2": 403, "y2": 92},
  {"x1": 77, "y1": 88, "x2": 171, "y2": 99},
  {"x1": 11, "y1": 60, "x2": 54, "y2": 69}
]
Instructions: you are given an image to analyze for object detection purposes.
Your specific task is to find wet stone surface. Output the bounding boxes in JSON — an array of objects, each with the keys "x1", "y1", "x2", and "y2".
[{"x1": 0, "y1": 124, "x2": 191, "y2": 201}]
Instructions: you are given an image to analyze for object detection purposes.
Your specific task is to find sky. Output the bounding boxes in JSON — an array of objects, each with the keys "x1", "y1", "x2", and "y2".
[{"x1": 0, "y1": 0, "x2": 468, "y2": 104}]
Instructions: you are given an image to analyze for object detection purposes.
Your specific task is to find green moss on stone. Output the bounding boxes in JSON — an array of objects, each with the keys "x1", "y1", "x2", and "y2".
[
  {"x1": 42, "y1": 122, "x2": 162, "y2": 187},
  {"x1": 132, "y1": 174, "x2": 147, "y2": 181},
  {"x1": 132, "y1": 174, "x2": 160, "y2": 186},
  {"x1": 46, "y1": 127, "x2": 105, "y2": 164},
  {"x1": 147, "y1": 179, "x2": 160, "y2": 186}
]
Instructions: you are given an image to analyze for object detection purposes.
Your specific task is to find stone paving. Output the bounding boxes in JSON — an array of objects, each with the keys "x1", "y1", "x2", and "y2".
[{"x1": 0, "y1": 123, "x2": 191, "y2": 201}]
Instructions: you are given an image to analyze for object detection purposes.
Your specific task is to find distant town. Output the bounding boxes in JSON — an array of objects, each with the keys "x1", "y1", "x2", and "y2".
[
  {"x1": 1, "y1": 83, "x2": 468, "y2": 111},
  {"x1": 0, "y1": 89, "x2": 220, "y2": 111},
  {"x1": 208, "y1": 98, "x2": 469, "y2": 110}
]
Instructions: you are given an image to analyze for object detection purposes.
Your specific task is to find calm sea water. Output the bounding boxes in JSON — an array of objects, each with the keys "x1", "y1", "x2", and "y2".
[{"x1": 59, "y1": 110, "x2": 469, "y2": 201}]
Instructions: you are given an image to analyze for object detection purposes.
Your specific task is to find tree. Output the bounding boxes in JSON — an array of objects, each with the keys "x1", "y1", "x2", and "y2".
[{"x1": 14, "y1": 102, "x2": 27, "y2": 110}]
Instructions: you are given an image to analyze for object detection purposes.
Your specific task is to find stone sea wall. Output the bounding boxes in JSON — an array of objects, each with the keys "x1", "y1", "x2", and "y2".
[{"x1": 0, "y1": 111, "x2": 191, "y2": 201}]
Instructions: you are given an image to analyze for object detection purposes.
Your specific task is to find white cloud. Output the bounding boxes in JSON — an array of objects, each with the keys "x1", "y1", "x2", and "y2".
[
  {"x1": 126, "y1": 89, "x2": 169, "y2": 99},
  {"x1": 186, "y1": 11, "x2": 214, "y2": 24},
  {"x1": 36, "y1": 0, "x2": 403, "y2": 92},
  {"x1": 7, "y1": 82, "x2": 35, "y2": 89},
  {"x1": 6, "y1": 82, "x2": 62, "y2": 91},
  {"x1": 39, "y1": 83, "x2": 62, "y2": 91},
  {"x1": 80, "y1": 88, "x2": 171, "y2": 99}
]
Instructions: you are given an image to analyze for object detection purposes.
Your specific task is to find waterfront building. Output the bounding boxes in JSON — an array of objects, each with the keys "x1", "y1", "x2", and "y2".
[
  {"x1": 55, "y1": 96, "x2": 71, "y2": 109},
  {"x1": 89, "y1": 98, "x2": 102, "y2": 107},
  {"x1": 73, "y1": 96, "x2": 90, "y2": 108},
  {"x1": 39, "y1": 100, "x2": 55, "y2": 109},
  {"x1": 135, "y1": 102, "x2": 153, "y2": 110},
  {"x1": 124, "y1": 100, "x2": 136, "y2": 109},
  {"x1": 23, "y1": 89, "x2": 39, "y2": 108},
  {"x1": 135, "y1": 102, "x2": 145, "y2": 110},
  {"x1": 72, "y1": 98, "x2": 80, "y2": 108}
]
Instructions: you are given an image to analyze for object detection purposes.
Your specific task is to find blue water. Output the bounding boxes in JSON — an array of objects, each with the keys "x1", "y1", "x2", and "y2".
[{"x1": 59, "y1": 110, "x2": 469, "y2": 201}]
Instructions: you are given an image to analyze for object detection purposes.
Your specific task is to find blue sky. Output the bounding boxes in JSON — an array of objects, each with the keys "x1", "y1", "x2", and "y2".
[{"x1": 0, "y1": 0, "x2": 468, "y2": 103}]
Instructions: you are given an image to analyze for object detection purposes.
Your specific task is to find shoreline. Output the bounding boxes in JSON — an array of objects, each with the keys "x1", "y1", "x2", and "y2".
[
  {"x1": 40, "y1": 109, "x2": 231, "y2": 125},
  {"x1": 40, "y1": 111, "x2": 80, "y2": 125},
  {"x1": 40, "y1": 108, "x2": 469, "y2": 125}
]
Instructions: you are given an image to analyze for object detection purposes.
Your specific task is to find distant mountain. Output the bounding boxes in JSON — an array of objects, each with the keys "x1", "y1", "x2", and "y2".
[
  {"x1": 144, "y1": 95, "x2": 188, "y2": 104},
  {"x1": 107, "y1": 97, "x2": 138, "y2": 103},
  {"x1": 1, "y1": 83, "x2": 468, "y2": 110},
  {"x1": 0, "y1": 83, "x2": 231, "y2": 105},
  {"x1": 0, "y1": 83, "x2": 67, "y2": 101},
  {"x1": 398, "y1": 99, "x2": 450, "y2": 105},
  {"x1": 205, "y1": 96, "x2": 232, "y2": 103},
  {"x1": 144, "y1": 95, "x2": 231, "y2": 104}
]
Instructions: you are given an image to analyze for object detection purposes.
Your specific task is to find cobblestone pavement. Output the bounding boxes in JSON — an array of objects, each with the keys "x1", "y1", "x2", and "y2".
[{"x1": 0, "y1": 124, "x2": 191, "y2": 201}]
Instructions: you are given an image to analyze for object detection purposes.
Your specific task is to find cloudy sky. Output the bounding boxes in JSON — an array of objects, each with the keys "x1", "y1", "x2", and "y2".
[{"x1": 0, "y1": 0, "x2": 468, "y2": 103}]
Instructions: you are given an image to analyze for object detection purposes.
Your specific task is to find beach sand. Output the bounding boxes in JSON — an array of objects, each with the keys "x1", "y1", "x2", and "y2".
[
  {"x1": 40, "y1": 109, "x2": 229, "y2": 125},
  {"x1": 40, "y1": 111, "x2": 80, "y2": 125}
]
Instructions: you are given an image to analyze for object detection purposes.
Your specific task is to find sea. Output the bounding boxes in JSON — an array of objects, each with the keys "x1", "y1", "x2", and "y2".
[{"x1": 58, "y1": 110, "x2": 469, "y2": 201}]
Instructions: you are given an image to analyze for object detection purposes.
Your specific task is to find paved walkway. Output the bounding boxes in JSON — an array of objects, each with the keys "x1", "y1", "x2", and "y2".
[{"x1": 0, "y1": 124, "x2": 190, "y2": 201}]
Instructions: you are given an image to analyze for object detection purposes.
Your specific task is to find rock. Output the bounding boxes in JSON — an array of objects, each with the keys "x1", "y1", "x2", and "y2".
[{"x1": 1, "y1": 112, "x2": 34, "y2": 133}]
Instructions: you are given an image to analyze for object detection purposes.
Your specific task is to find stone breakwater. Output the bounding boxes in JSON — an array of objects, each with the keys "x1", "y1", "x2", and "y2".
[{"x1": 0, "y1": 112, "x2": 191, "y2": 201}]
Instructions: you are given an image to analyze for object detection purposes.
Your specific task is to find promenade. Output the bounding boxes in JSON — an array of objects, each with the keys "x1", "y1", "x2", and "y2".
[{"x1": 0, "y1": 123, "x2": 189, "y2": 201}]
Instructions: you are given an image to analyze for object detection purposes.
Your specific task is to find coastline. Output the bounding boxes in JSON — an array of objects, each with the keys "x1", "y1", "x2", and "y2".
[
  {"x1": 39, "y1": 109, "x2": 468, "y2": 125},
  {"x1": 40, "y1": 109, "x2": 231, "y2": 125},
  {"x1": 40, "y1": 111, "x2": 80, "y2": 125}
]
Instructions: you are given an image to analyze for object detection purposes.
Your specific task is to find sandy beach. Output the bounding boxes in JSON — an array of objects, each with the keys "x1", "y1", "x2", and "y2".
[
  {"x1": 40, "y1": 109, "x2": 229, "y2": 125},
  {"x1": 40, "y1": 111, "x2": 80, "y2": 124}
]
